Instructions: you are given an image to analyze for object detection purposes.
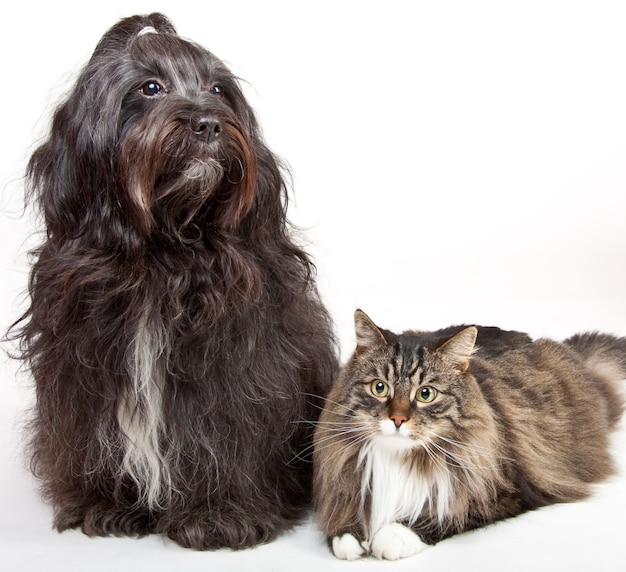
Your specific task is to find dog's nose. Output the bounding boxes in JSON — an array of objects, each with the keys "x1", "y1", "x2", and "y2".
[{"x1": 191, "y1": 116, "x2": 222, "y2": 144}]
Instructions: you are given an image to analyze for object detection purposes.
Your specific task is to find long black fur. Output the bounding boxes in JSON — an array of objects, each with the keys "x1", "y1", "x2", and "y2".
[{"x1": 11, "y1": 13, "x2": 337, "y2": 549}]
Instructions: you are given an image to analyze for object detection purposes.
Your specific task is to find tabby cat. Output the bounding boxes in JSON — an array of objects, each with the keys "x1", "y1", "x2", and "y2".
[{"x1": 312, "y1": 310, "x2": 625, "y2": 560}]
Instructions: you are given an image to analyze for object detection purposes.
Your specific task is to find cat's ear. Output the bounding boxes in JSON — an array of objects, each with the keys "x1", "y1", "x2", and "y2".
[
  {"x1": 436, "y1": 326, "x2": 478, "y2": 372},
  {"x1": 354, "y1": 309, "x2": 388, "y2": 354}
]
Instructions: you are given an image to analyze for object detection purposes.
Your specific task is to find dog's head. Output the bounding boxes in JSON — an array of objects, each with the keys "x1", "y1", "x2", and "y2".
[{"x1": 30, "y1": 14, "x2": 281, "y2": 244}]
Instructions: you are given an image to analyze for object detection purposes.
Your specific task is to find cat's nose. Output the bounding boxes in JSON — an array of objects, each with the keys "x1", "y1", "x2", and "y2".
[
  {"x1": 191, "y1": 116, "x2": 222, "y2": 144},
  {"x1": 390, "y1": 414, "x2": 408, "y2": 428}
]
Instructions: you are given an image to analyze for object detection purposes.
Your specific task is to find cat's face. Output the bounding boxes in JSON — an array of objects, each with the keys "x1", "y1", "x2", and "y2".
[{"x1": 321, "y1": 311, "x2": 479, "y2": 456}]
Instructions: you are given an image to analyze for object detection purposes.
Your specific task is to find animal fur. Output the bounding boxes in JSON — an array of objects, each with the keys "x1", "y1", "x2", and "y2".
[{"x1": 11, "y1": 13, "x2": 337, "y2": 549}]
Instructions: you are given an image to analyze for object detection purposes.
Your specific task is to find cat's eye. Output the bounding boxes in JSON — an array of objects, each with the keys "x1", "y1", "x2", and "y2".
[
  {"x1": 370, "y1": 380, "x2": 390, "y2": 398},
  {"x1": 140, "y1": 80, "x2": 164, "y2": 97},
  {"x1": 417, "y1": 387, "x2": 437, "y2": 403}
]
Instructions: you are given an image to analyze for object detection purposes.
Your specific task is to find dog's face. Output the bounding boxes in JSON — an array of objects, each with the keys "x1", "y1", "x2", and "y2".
[
  {"x1": 117, "y1": 28, "x2": 258, "y2": 233},
  {"x1": 37, "y1": 14, "x2": 265, "y2": 241}
]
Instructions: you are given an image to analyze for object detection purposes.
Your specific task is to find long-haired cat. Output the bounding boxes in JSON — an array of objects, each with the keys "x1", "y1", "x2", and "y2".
[{"x1": 313, "y1": 310, "x2": 625, "y2": 560}]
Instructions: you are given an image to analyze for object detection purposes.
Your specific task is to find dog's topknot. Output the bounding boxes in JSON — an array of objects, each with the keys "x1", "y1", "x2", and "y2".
[{"x1": 96, "y1": 12, "x2": 178, "y2": 49}]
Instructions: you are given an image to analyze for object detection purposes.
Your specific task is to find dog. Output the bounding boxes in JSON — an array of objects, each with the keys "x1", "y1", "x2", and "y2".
[{"x1": 12, "y1": 13, "x2": 337, "y2": 549}]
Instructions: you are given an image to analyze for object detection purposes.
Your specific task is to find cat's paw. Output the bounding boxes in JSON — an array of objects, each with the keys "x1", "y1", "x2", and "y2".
[
  {"x1": 370, "y1": 523, "x2": 428, "y2": 560},
  {"x1": 331, "y1": 533, "x2": 367, "y2": 560}
]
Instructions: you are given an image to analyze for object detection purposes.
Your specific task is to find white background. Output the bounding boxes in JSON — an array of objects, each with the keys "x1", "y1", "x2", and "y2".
[{"x1": 1, "y1": 1, "x2": 625, "y2": 570}]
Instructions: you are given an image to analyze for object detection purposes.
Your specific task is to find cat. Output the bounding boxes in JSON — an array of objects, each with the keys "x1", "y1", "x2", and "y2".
[{"x1": 312, "y1": 309, "x2": 625, "y2": 560}]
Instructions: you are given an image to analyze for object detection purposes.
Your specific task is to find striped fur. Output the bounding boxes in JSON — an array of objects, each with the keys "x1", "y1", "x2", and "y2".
[{"x1": 313, "y1": 310, "x2": 625, "y2": 560}]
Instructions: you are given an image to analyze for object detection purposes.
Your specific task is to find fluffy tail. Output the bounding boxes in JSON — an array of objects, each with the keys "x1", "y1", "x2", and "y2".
[{"x1": 565, "y1": 332, "x2": 626, "y2": 426}]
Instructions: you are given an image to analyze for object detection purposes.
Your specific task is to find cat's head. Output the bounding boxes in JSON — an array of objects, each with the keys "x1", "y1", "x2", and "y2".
[{"x1": 324, "y1": 310, "x2": 483, "y2": 455}]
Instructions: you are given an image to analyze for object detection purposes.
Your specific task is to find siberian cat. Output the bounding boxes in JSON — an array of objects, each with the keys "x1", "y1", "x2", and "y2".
[{"x1": 312, "y1": 310, "x2": 625, "y2": 560}]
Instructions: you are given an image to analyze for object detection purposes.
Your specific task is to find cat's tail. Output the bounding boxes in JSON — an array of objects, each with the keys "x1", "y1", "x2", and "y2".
[
  {"x1": 565, "y1": 332, "x2": 626, "y2": 380},
  {"x1": 564, "y1": 332, "x2": 626, "y2": 425}
]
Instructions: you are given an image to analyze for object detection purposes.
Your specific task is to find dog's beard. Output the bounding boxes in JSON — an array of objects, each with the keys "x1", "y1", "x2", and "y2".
[
  {"x1": 120, "y1": 105, "x2": 256, "y2": 237},
  {"x1": 154, "y1": 155, "x2": 224, "y2": 232}
]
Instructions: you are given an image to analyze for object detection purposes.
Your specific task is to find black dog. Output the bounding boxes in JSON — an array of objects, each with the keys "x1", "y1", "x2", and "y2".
[{"x1": 13, "y1": 13, "x2": 337, "y2": 549}]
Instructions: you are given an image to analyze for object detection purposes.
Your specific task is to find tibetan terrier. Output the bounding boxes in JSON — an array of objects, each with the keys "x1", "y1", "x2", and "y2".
[{"x1": 12, "y1": 13, "x2": 337, "y2": 549}]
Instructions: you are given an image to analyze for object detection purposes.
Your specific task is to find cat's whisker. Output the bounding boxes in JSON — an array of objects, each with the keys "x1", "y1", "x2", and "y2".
[
  {"x1": 428, "y1": 434, "x2": 506, "y2": 470},
  {"x1": 423, "y1": 436, "x2": 500, "y2": 496},
  {"x1": 433, "y1": 434, "x2": 513, "y2": 464},
  {"x1": 303, "y1": 392, "x2": 362, "y2": 417},
  {"x1": 317, "y1": 426, "x2": 373, "y2": 446},
  {"x1": 292, "y1": 418, "x2": 364, "y2": 432},
  {"x1": 434, "y1": 435, "x2": 513, "y2": 468},
  {"x1": 317, "y1": 434, "x2": 373, "y2": 459},
  {"x1": 309, "y1": 420, "x2": 366, "y2": 428},
  {"x1": 290, "y1": 419, "x2": 319, "y2": 430},
  {"x1": 313, "y1": 428, "x2": 373, "y2": 451},
  {"x1": 313, "y1": 433, "x2": 374, "y2": 473},
  {"x1": 307, "y1": 405, "x2": 360, "y2": 421},
  {"x1": 420, "y1": 439, "x2": 470, "y2": 492},
  {"x1": 288, "y1": 417, "x2": 374, "y2": 465},
  {"x1": 420, "y1": 441, "x2": 448, "y2": 472},
  {"x1": 418, "y1": 436, "x2": 475, "y2": 491},
  {"x1": 427, "y1": 438, "x2": 484, "y2": 474},
  {"x1": 303, "y1": 422, "x2": 376, "y2": 462}
]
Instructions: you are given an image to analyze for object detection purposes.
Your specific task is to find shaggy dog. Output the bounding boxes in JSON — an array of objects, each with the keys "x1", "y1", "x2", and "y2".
[{"x1": 12, "y1": 13, "x2": 337, "y2": 549}]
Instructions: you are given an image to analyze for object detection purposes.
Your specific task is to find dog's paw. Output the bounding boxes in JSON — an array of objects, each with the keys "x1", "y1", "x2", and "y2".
[
  {"x1": 163, "y1": 508, "x2": 284, "y2": 550},
  {"x1": 331, "y1": 533, "x2": 367, "y2": 560},
  {"x1": 370, "y1": 522, "x2": 428, "y2": 560}
]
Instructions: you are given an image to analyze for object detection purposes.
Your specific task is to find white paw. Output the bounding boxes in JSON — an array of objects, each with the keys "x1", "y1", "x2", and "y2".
[
  {"x1": 331, "y1": 533, "x2": 367, "y2": 560},
  {"x1": 370, "y1": 522, "x2": 428, "y2": 560}
]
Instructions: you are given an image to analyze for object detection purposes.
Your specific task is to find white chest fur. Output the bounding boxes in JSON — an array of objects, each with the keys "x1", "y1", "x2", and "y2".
[{"x1": 360, "y1": 428, "x2": 452, "y2": 540}]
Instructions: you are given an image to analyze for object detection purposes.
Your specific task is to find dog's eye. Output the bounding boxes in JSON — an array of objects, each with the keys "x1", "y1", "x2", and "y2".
[
  {"x1": 209, "y1": 84, "x2": 224, "y2": 96},
  {"x1": 140, "y1": 81, "x2": 164, "y2": 97}
]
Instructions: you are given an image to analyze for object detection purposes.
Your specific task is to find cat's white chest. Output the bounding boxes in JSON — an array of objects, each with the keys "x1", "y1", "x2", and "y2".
[{"x1": 361, "y1": 427, "x2": 451, "y2": 540}]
